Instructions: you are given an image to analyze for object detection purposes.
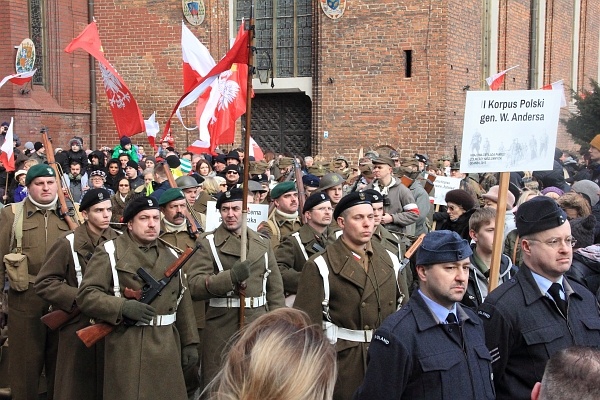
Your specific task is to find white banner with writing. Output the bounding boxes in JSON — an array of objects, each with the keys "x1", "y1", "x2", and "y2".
[
  {"x1": 460, "y1": 90, "x2": 562, "y2": 173},
  {"x1": 432, "y1": 176, "x2": 462, "y2": 205}
]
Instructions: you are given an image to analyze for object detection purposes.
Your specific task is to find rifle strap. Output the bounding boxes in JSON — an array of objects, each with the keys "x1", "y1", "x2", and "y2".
[
  {"x1": 292, "y1": 232, "x2": 309, "y2": 261},
  {"x1": 103, "y1": 240, "x2": 121, "y2": 298},
  {"x1": 10, "y1": 202, "x2": 24, "y2": 253},
  {"x1": 65, "y1": 233, "x2": 83, "y2": 287}
]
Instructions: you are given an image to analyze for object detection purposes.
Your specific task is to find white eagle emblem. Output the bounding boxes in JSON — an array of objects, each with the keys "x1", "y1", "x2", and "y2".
[
  {"x1": 210, "y1": 70, "x2": 240, "y2": 124},
  {"x1": 99, "y1": 62, "x2": 131, "y2": 109}
]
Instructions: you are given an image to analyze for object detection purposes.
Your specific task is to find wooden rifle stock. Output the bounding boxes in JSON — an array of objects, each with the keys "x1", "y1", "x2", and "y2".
[
  {"x1": 76, "y1": 245, "x2": 198, "y2": 347},
  {"x1": 41, "y1": 307, "x2": 81, "y2": 331},
  {"x1": 405, "y1": 233, "x2": 425, "y2": 259},
  {"x1": 41, "y1": 133, "x2": 81, "y2": 230}
]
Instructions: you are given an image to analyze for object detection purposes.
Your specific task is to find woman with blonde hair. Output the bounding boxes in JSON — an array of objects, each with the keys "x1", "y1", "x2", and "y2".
[{"x1": 204, "y1": 308, "x2": 337, "y2": 400}]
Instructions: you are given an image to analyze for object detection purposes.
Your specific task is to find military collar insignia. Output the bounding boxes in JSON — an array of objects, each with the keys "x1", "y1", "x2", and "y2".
[{"x1": 359, "y1": 192, "x2": 365, "y2": 200}]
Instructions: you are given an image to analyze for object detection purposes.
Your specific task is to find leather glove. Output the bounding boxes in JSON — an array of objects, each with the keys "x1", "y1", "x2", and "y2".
[
  {"x1": 181, "y1": 345, "x2": 199, "y2": 370},
  {"x1": 0, "y1": 312, "x2": 6, "y2": 329},
  {"x1": 230, "y1": 260, "x2": 251, "y2": 284},
  {"x1": 122, "y1": 301, "x2": 156, "y2": 324}
]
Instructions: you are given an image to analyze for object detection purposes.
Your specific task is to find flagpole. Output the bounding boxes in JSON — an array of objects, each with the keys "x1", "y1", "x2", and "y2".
[
  {"x1": 3, "y1": 174, "x2": 8, "y2": 205},
  {"x1": 239, "y1": 5, "x2": 255, "y2": 329}
]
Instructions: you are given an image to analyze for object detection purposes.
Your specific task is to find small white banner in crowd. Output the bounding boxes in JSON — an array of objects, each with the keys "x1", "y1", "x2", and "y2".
[
  {"x1": 205, "y1": 201, "x2": 269, "y2": 232},
  {"x1": 460, "y1": 89, "x2": 562, "y2": 173},
  {"x1": 432, "y1": 177, "x2": 462, "y2": 205}
]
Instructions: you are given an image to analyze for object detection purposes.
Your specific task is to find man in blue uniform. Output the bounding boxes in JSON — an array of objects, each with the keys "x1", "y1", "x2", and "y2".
[
  {"x1": 354, "y1": 230, "x2": 495, "y2": 400},
  {"x1": 478, "y1": 196, "x2": 600, "y2": 399}
]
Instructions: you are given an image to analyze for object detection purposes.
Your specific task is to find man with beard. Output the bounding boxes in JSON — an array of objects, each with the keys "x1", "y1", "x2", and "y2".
[
  {"x1": 258, "y1": 181, "x2": 302, "y2": 249},
  {"x1": 76, "y1": 196, "x2": 199, "y2": 399},
  {"x1": 355, "y1": 230, "x2": 494, "y2": 400},
  {"x1": 35, "y1": 189, "x2": 119, "y2": 400},
  {"x1": 186, "y1": 188, "x2": 285, "y2": 385},
  {"x1": 158, "y1": 188, "x2": 205, "y2": 396},
  {"x1": 294, "y1": 191, "x2": 405, "y2": 400},
  {"x1": 275, "y1": 192, "x2": 333, "y2": 304},
  {"x1": 0, "y1": 164, "x2": 70, "y2": 399}
]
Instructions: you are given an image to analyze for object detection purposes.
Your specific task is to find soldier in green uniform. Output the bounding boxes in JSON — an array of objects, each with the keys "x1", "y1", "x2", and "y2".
[
  {"x1": 76, "y1": 196, "x2": 199, "y2": 400},
  {"x1": 35, "y1": 188, "x2": 119, "y2": 400},
  {"x1": 186, "y1": 188, "x2": 285, "y2": 384},
  {"x1": 257, "y1": 181, "x2": 302, "y2": 249},
  {"x1": 0, "y1": 164, "x2": 70, "y2": 400}
]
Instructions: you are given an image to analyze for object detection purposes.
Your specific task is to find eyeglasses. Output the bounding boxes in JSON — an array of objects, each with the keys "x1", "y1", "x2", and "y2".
[
  {"x1": 226, "y1": 171, "x2": 239, "y2": 175},
  {"x1": 119, "y1": 184, "x2": 130, "y2": 187},
  {"x1": 447, "y1": 205, "x2": 463, "y2": 212},
  {"x1": 527, "y1": 236, "x2": 577, "y2": 249}
]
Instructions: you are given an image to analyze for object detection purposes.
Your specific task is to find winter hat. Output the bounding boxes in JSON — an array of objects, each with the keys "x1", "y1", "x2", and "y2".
[
  {"x1": 69, "y1": 138, "x2": 83, "y2": 148},
  {"x1": 590, "y1": 134, "x2": 600, "y2": 151},
  {"x1": 166, "y1": 155, "x2": 181, "y2": 169},
  {"x1": 34, "y1": 142, "x2": 44, "y2": 151},
  {"x1": 482, "y1": 185, "x2": 516, "y2": 209},
  {"x1": 180, "y1": 158, "x2": 192, "y2": 174},
  {"x1": 445, "y1": 189, "x2": 476, "y2": 211},
  {"x1": 120, "y1": 136, "x2": 132, "y2": 147},
  {"x1": 541, "y1": 186, "x2": 565, "y2": 197},
  {"x1": 24, "y1": 142, "x2": 34, "y2": 151},
  {"x1": 416, "y1": 230, "x2": 472, "y2": 266},
  {"x1": 569, "y1": 215, "x2": 597, "y2": 249},
  {"x1": 571, "y1": 180, "x2": 600, "y2": 207}
]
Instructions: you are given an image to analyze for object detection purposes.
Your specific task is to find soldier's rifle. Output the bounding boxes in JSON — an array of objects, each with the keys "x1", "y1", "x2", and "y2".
[
  {"x1": 293, "y1": 157, "x2": 306, "y2": 224},
  {"x1": 41, "y1": 132, "x2": 82, "y2": 229},
  {"x1": 75, "y1": 244, "x2": 201, "y2": 348}
]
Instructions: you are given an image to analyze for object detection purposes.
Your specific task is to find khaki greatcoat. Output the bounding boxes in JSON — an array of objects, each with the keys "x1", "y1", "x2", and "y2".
[
  {"x1": 76, "y1": 231, "x2": 199, "y2": 400},
  {"x1": 186, "y1": 224, "x2": 285, "y2": 384},
  {"x1": 0, "y1": 199, "x2": 70, "y2": 400},
  {"x1": 34, "y1": 224, "x2": 119, "y2": 400},
  {"x1": 294, "y1": 238, "x2": 403, "y2": 400}
]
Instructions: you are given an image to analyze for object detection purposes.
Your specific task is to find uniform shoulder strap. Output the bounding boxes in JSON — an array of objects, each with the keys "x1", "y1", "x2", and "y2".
[{"x1": 314, "y1": 255, "x2": 331, "y2": 321}]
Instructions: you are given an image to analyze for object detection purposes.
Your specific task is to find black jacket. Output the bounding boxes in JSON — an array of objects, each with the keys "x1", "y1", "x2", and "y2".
[
  {"x1": 478, "y1": 265, "x2": 600, "y2": 400},
  {"x1": 567, "y1": 245, "x2": 600, "y2": 300},
  {"x1": 438, "y1": 208, "x2": 475, "y2": 241},
  {"x1": 355, "y1": 292, "x2": 495, "y2": 400}
]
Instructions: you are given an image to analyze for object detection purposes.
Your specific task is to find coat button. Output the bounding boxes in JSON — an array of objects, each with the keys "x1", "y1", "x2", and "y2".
[
  {"x1": 168, "y1": 307, "x2": 174, "y2": 312},
  {"x1": 361, "y1": 302, "x2": 366, "y2": 308},
  {"x1": 364, "y1": 325, "x2": 370, "y2": 330},
  {"x1": 172, "y1": 291, "x2": 176, "y2": 295},
  {"x1": 389, "y1": 300, "x2": 394, "y2": 305}
]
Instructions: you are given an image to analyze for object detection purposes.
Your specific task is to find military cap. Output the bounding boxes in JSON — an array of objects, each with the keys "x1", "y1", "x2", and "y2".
[
  {"x1": 372, "y1": 155, "x2": 394, "y2": 168},
  {"x1": 401, "y1": 157, "x2": 419, "y2": 168},
  {"x1": 389, "y1": 151, "x2": 400, "y2": 160},
  {"x1": 278, "y1": 157, "x2": 294, "y2": 168},
  {"x1": 359, "y1": 164, "x2": 374, "y2": 176},
  {"x1": 242, "y1": 180, "x2": 267, "y2": 193},
  {"x1": 126, "y1": 160, "x2": 139, "y2": 170},
  {"x1": 450, "y1": 161, "x2": 461, "y2": 170},
  {"x1": 271, "y1": 181, "x2": 297, "y2": 199},
  {"x1": 80, "y1": 188, "x2": 111, "y2": 212},
  {"x1": 318, "y1": 172, "x2": 344, "y2": 191},
  {"x1": 215, "y1": 188, "x2": 244, "y2": 209},
  {"x1": 362, "y1": 189, "x2": 383, "y2": 203},
  {"x1": 123, "y1": 196, "x2": 160, "y2": 223},
  {"x1": 308, "y1": 163, "x2": 330, "y2": 177},
  {"x1": 166, "y1": 155, "x2": 181, "y2": 168},
  {"x1": 364, "y1": 150, "x2": 379, "y2": 160},
  {"x1": 89, "y1": 169, "x2": 107, "y2": 180},
  {"x1": 176, "y1": 175, "x2": 201, "y2": 189},
  {"x1": 303, "y1": 192, "x2": 331, "y2": 213},
  {"x1": 158, "y1": 188, "x2": 185, "y2": 206},
  {"x1": 416, "y1": 230, "x2": 472, "y2": 266},
  {"x1": 249, "y1": 161, "x2": 268, "y2": 175},
  {"x1": 414, "y1": 153, "x2": 429, "y2": 164},
  {"x1": 26, "y1": 164, "x2": 56, "y2": 185},
  {"x1": 516, "y1": 196, "x2": 567, "y2": 237},
  {"x1": 440, "y1": 155, "x2": 452, "y2": 162},
  {"x1": 333, "y1": 191, "x2": 371, "y2": 220},
  {"x1": 251, "y1": 174, "x2": 269, "y2": 183},
  {"x1": 302, "y1": 174, "x2": 320, "y2": 188}
]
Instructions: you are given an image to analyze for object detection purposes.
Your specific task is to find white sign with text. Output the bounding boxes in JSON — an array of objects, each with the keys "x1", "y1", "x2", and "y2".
[
  {"x1": 432, "y1": 177, "x2": 462, "y2": 205},
  {"x1": 460, "y1": 90, "x2": 562, "y2": 173}
]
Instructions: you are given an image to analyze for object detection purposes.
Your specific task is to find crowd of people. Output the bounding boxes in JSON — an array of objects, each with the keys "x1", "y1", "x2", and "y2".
[{"x1": 0, "y1": 122, "x2": 600, "y2": 400}]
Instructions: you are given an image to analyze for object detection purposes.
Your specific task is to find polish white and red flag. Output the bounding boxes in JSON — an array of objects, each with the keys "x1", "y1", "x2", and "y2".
[
  {"x1": 0, "y1": 118, "x2": 15, "y2": 172},
  {"x1": 144, "y1": 112, "x2": 160, "y2": 150},
  {"x1": 0, "y1": 70, "x2": 36, "y2": 90},
  {"x1": 249, "y1": 136, "x2": 264, "y2": 161},
  {"x1": 486, "y1": 65, "x2": 519, "y2": 91},
  {"x1": 65, "y1": 21, "x2": 145, "y2": 138},
  {"x1": 542, "y1": 80, "x2": 568, "y2": 107},
  {"x1": 163, "y1": 21, "x2": 249, "y2": 153}
]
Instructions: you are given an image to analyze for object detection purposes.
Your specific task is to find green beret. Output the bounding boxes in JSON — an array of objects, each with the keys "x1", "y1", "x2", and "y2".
[
  {"x1": 158, "y1": 188, "x2": 185, "y2": 206},
  {"x1": 271, "y1": 181, "x2": 297, "y2": 199},
  {"x1": 26, "y1": 164, "x2": 56, "y2": 186}
]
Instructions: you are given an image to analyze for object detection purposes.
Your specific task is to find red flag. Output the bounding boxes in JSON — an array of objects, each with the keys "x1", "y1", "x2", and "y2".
[
  {"x1": 249, "y1": 136, "x2": 264, "y2": 161},
  {"x1": 486, "y1": 65, "x2": 519, "y2": 91},
  {"x1": 181, "y1": 23, "x2": 214, "y2": 92},
  {"x1": 0, "y1": 70, "x2": 36, "y2": 89},
  {"x1": 0, "y1": 118, "x2": 15, "y2": 172},
  {"x1": 65, "y1": 22, "x2": 145, "y2": 138},
  {"x1": 164, "y1": 22, "x2": 249, "y2": 145}
]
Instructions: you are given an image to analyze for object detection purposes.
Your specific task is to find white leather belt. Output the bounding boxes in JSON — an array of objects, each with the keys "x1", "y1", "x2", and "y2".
[
  {"x1": 209, "y1": 295, "x2": 267, "y2": 309},
  {"x1": 337, "y1": 327, "x2": 373, "y2": 343},
  {"x1": 135, "y1": 313, "x2": 177, "y2": 327}
]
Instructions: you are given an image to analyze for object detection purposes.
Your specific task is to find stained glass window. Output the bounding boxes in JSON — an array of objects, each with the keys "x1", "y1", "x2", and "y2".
[
  {"x1": 29, "y1": 0, "x2": 44, "y2": 85},
  {"x1": 235, "y1": 0, "x2": 311, "y2": 79}
]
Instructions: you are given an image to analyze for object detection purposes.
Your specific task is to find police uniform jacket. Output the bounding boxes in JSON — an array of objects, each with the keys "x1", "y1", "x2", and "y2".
[
  {"x1": 275, "y1": 223, "x2": 327, "y2": 294},
  {"x1": 478, "y1": 264, "x2": 600, "y2": 400},
  {"x1": 35, "y1": 224, "x2": 119, "y2": 400},
  {"x1": 186, "y1": 224, "x2": 285, "y2": 384},
  {"x1": 354, "y1": 292, "x2": 495, "y2": 400},
  {"x1": 294, "y1": 237, "x2": 403, "y2": 400},
  {"x1": 76, "y1": 231, "x2": 199, "y2": 400}
]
